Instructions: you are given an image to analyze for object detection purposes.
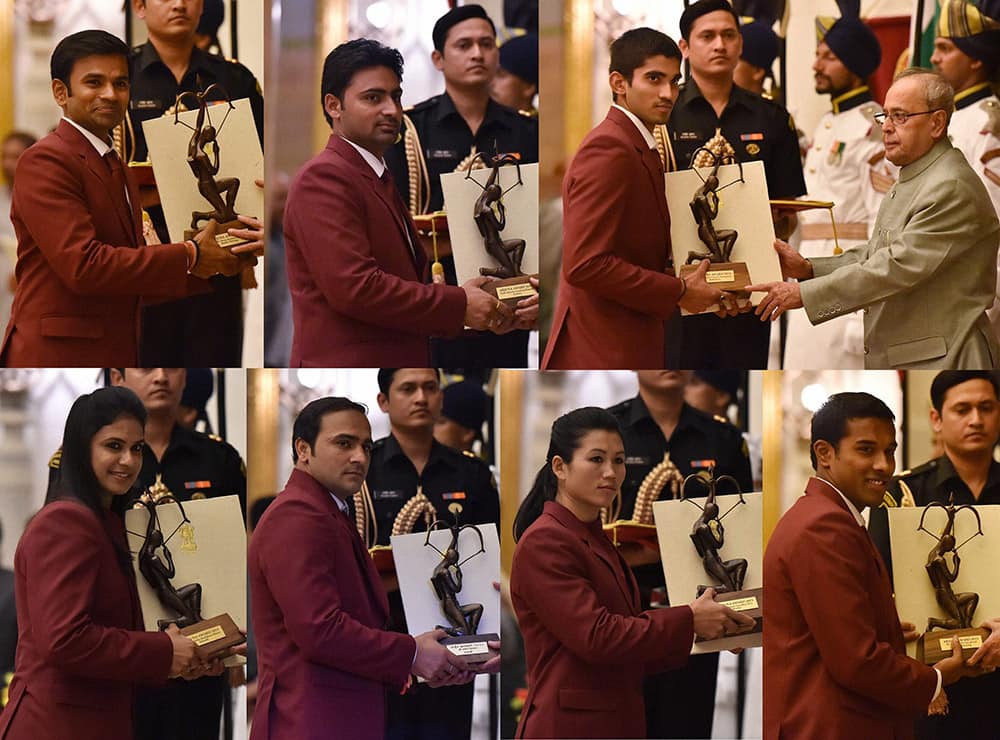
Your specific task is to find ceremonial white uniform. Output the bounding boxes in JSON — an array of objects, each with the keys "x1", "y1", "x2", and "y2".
[
  {"x1": 948, "y1": 83, "x2": 1000, "y2": 338},
  {"x1": 785, "y1": 88, "x2": 895, "y2": 369}
]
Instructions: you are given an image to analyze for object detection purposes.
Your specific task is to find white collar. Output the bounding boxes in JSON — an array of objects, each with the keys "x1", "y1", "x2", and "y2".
[
  {"x1": 341, "y1": 136, "x2": 387, "y2": 178},
  {"x1": 329, "y1": 491, "x2": 350, "y2": 515},
  {"x1": 62, "y1": 116, "x2": 112, "y2": 157},
  {"x1": 612, "y1": 104, "x2": 658, "y2": 150},
  {"x1": 814, "y1": 477, "x2": 866, "y2": 527}
]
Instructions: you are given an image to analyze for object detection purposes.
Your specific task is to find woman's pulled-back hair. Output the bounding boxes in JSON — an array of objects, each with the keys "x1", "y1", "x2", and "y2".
[{"x1": 512, "y1": 407, "x2": 622, "y2": 541}]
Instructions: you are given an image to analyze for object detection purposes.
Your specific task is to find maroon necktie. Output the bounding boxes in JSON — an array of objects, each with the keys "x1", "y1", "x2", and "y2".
[{"x1": 379, "y1": 169, "x2": 418, "y2": 263}]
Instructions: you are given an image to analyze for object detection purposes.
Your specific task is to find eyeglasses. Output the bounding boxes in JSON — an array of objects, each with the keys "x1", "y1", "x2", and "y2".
[{"x1": 873, "y1": 109, "x2": 943, "y2": 126}]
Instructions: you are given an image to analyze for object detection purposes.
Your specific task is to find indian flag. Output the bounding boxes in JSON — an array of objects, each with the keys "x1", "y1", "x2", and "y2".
[{"x1": 910, "y1": 0, "x2": 942, "y2": 67}]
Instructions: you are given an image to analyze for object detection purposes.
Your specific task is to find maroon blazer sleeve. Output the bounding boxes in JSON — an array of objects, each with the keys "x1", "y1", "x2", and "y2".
[
  {"x1": 22, "y1": 504, "x2": 173, "y2": 682},
  {"x1": 515, "y1": 526, "x2": 692, "y2": 668},
  {"x1": 787, "y1": 513, "x2": 938, "y2": 713},
  {"x1": 284, "y1": 161, "x2": 466, "y2": 336},
  {"x1": 13, "y1": 144, "x2": 194, "y2": 298},
  {"x1": 562, "y1": 134, "x2": 683, "y2": 319},
  {"x1": 257, "y1": 499, "x2": 415, "y2": 686}
]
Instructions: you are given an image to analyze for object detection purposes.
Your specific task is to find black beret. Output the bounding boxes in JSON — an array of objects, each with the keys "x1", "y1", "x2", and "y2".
[
  {"x1": 680, "y1": 0, "x2": 739, "y2": 40},
  {"x1": 740, "y1": 19, "x2": 779, "y2": 70},
  {"x1": 432, "y1": 4, "x2": 496, "y2": 51},
  {"x1": 499, "y1": 33, "x2": 538, "y2": 86},
  {"x1": 197, "y1": 0, "x2": 225, "y2": 36},
  {"x1": 442, "y1": 381, "x2": 488, "y2": 433}
]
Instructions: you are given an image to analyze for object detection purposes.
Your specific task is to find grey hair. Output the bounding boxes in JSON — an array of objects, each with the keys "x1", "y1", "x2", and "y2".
[{"x1": 893, "y1": 67, "x2": 955, "y2": 127}]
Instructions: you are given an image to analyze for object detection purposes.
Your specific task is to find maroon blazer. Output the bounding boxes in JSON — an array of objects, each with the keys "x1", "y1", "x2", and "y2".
[
  {"x1": 542, "y1": 107, "x2": 683, "y2": 369},
  {"x1": 2, "y1": 120, "x2": 199, "y2": 367},
  {"x1": 283, "y1": 135, "x2": 467, "y2": 367},
  {"x1": 249, "y1": 468, "x2": 416, "y2": 740},
  {"x1": 0, "y1": 501, "x2": 173, "y2": 740},
  {"x1": 510, "y1": 501, "x2": 693, "y2": 739},
  {"x1": 763, "y1": 477, "x2": 938, "y2": 739}
]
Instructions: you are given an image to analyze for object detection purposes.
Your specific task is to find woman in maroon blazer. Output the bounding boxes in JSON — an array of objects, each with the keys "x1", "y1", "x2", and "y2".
[
  {"x1": 0, "y1": 387, "x2": 203, "y2": 740},
  {"x1": 510, "y1": 407, "x2": 751, "y2": 739}
]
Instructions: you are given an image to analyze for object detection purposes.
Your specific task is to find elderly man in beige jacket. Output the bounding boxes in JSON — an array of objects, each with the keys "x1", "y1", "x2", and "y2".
[{"x1": 748, "y1": 68, "x2": 1000, "y2": 369}]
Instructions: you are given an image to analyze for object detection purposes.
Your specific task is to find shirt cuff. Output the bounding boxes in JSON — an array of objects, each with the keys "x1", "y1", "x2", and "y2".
[{"x1": 932, "y1": 667, "x2": 942, "y2": 701}]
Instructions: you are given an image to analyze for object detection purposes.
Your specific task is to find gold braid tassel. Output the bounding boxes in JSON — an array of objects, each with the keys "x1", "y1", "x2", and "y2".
[
  {"x1": 653, "y1": 124, "x2": 677, "y2": 171},
  {"x1": 391, "y1": 486, "x2": 437, "y2": 535},
  {"x1": 352, "y1": 481, "x2": 379, "y2": 549},
  {"x1": 632, "y1": 452, "x2": 683, "y2": 524},
  {"x1": 403, "y1": 113, "x2": 431, "y2": 215}
]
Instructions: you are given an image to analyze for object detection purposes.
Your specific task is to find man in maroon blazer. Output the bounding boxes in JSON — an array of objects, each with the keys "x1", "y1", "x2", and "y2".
[
  {"x1": 248, "y1": 397, "x2": 477, "y2": 740},
  {"x1": 2, "y1": 30, "x2": 257, "y2": 368},
  {"x1": 283, "y1": 39, "x2": 515, "y2": 367},
  {"x1": 764, "y1": 392, "x2": 984, "y2": 739},
  {"x1": 542, "y1": 28, "x2": 726, "y2": 370}
]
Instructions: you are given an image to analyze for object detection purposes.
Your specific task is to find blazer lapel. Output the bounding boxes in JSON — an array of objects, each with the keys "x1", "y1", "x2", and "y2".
[
  {"x1": 606, "y1": 108, "x2": 671, "y2": 235},
  {"x1": 331, "y1": 136, "x2": 422, "y2": 276},
  {"x1": 58, "y1": 123, "x2": 137, "y2": 245}
]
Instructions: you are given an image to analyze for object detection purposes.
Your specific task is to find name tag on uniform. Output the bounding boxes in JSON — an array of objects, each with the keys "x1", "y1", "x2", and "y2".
[
  {"x1": 133, "y1": 99, "x2": 162, "y2": 110},
  {"x1": 373, "y1": 489, "x2": 406, "y2": 501},
  {"x1": 678, "y1": 132, "x2": 701, "y2": 141},
  {"x1": 625, "y1": 456, "x2": 650, "y2": 465},
  {"x1": 427, "y1": 149, "x2": 458, "y2": 159},
  {"x1": 441, "y1": 492, "x2": 466, "y2": 500}
]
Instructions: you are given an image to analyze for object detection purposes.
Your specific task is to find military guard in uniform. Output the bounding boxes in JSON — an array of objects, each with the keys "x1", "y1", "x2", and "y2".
[
  {"x1": 384, "y1": 4, "x2": 538, "y2": 368},
  {"x1": 359, "y1": 368, "x2": 499, "y2": 740},
  {"x1": 491, "y1": 32, "x2": 538, "y2": 115},
  {"x1": 128, "y1": 0, "x2": 264, "y2": 366},
  {"x1": 870, "y1": 371, "x2": 1000, "y2": 740},
  {"x1": 931, "y1": 0, "x2": 1000, "y2": 338},
  {"x1": 785, "y1": 11, "x2": 893, "y2": 370},
  {"x1": 664, "y1": 0, "x2": 806, "y2": 369},
  {"x1": 606, "y1": 370, "x2": 752, "y2": 740}
]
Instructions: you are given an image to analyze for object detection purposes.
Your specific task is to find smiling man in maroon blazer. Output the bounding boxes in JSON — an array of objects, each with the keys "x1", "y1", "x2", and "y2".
[
  {"x1": 764, "y1": 392, "x2": 986, "y2": 739},
  {"x1": 283, "y1": 39, "x2": 517, "y2": 367},
  {"x1": 2, "y1": 30, "x2": 258, "y2": 368}
]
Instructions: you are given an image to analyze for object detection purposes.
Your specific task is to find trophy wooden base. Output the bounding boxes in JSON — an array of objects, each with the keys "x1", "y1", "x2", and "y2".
[
  {"x1": 484, "y1": 274, "x2": 538, "y2": 309},
  {"x1": 679, "y1": 261, "x2": 751, "y2": 294},
  {"x1": 440, "y1": 631, "x2": 500, "y2": 664},
  {"x1": 695, "y1": 587, "x2": 763, "y2": 642},
  {"x1": 917, "y1": 627, "x2": 989, "y2": 664},
  {"x1": 180, "y1": 613, "x2": 246, "y2": 661},
  {"x1": 185, "y1": 219, "x2": 251, "y2": 249}
]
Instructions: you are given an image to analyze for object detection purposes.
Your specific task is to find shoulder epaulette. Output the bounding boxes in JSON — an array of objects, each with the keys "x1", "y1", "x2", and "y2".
[
  {"x1": 405, "y1": 96, "x2": 440, "y2": 115},
  {"x1": 894, "y1": 459, "x2": 937, "y2": 480},
  {"x1": 208, "y1": 433, "x2": 224, "y2": 443}
]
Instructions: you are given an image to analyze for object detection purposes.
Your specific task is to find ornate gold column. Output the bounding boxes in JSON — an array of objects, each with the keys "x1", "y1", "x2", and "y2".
[
  {"x1": 563, "y1": 0, "x2": 594, "y2": 161},
  {"x1": 0, "y1": 0, "x2": 13, "y2": 140},
  {"x1": 499, "y1": 369, "x2": 524, "y2": 577},
  {"x1": 315, "y1": 0, "x2": 349, "y2": 153},
  {"x1": 248, "y1": 369, "x2": 280, "y2": 514},
  {"x1": 762, "y1": 370, "x2": 782, "y2": 547}
]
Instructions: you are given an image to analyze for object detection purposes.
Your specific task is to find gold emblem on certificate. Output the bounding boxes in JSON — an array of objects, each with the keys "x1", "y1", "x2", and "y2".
[{"x1": 134, "y1": 494, "x2": 245, "y2": 660}]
